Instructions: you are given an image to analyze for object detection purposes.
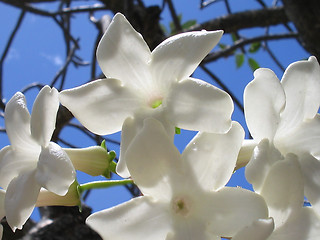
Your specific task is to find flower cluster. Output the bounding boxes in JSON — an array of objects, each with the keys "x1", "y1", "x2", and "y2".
[{"x1": 0, "y1": 12, "x2": 320, "y2": 239}]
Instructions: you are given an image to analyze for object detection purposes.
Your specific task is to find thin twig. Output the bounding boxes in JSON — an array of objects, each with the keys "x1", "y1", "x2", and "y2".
[{"x1": 203, "y1": 32, "x2": 298, "y2": 63}]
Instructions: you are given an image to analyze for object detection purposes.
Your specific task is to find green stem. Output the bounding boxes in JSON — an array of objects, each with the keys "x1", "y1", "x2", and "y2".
[{"x1": 78, "y1": 179, "x2": 134, "y2": 195}]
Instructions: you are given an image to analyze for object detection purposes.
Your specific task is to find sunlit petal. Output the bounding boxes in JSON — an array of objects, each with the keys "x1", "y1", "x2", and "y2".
[
  {"x1": 36, "y1": 142, "x2": 75, "y2": 196},
  {"x1": 232, "y1": 218, "x2": 274, "y2": 240},
  {"x1": 86, "y1": 196, "x2": 171, "y2": 240},
  {"x1": 205, "y1": 187, "x2": 268, "y2": 237},
  {"x1": 269, "y1": 207, "x2": 320, "y2": 240},
  {"x1": 151, "y1": 30, "x2": 223, "y2": 94},
  {"x1": 117, "y1": 108, "x2": 175, "y2": 178},
  {"x1": 260, "y1": 155, "x2": 304, "y2": 228},
  {"x1": 59, "y1": 78, "x2": 141, "y2": 135},
  {"x1": 298, "y1": 153, "x2": 320, "y2": 215},
  {"x1": 125, "y1": 118, "x2": 182, "y2": 201},
  {"x1": 0, "y1": 146, "x2": 37, "y2": 189},
  {"x1": 97, "y1": 13, "x2": 152, "y2": 96},
  {"x1": 166, "y1": 78, "x2": 233, "y2": 133},
  {"x1": 279, "y1": 56, "x2": 320, "y2": 133},
  {"x1": 4, "y1": 92, "x2": 39, "y2": 152},
  {"x1": 30, "y1": 86, "x2": 59, "y2": 147},
  {"x1": 5, "y1": 170, "x2": 41, "y2": 231},
  {"x1": 245, "y1": 139, "x2": 283, "y2": 193},
  {"x1": 183, "y1": 121, "x2": 244, "y2": 191},
  {"x1": 244, "y1": 68, "x2": 285, "y2": 141}
]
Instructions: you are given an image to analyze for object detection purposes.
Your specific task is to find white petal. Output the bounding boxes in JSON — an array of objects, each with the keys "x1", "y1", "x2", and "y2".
[
  {"x1": 298, "y1": 153, "x2": 320, "y2": 215},
  {"x1": 236, "y1": 139, "x2": 257, "y2": 170},
  {"x1": 165, "y1": 78, "x2": 233, "y2": 133},
  {"x1": 232, "y1": 218, "x2": 274, "y2": 240},
  {"x1": 0, "y1": 189, "x2": 5, "y2": 219},
  {"x1": 0, "y1": 224, "x2": 2, "y2": 240},
  {"x1": 151, "y1": 30, "x2": 223, "y2": 94},
  {"x1": 275, "y1": 114, "x2": 320, "y2": 157},
  {"x1": 205, "y1": 187, "x2": 268, "y2": 237},
  {"x1": 279, "y1": 56, "x2": 320, "y2": 133},
  {"x1": 59, "y1": 78, "x2": 141, "y2": 135},
  {"x1": 168, "y1": 217, "x2": 218, "y2": 240},
  {"x1": 5, "y1": 170, "x2": 41, "y2": 231},
  {"x1": 270, "y1": 207, "x2": 320, "y2": 240},
  {"x1": 244, "y1": 68, "x2": 285, "y2": 141},
  {"x1": 64, "y1": 146, "x2": 109, "y2": 176},
  {"x1": 125, "y1": 118, "x2": 182, "y2": 201},
  {"x1": 183, "y1": 121, "x2": 244, "y2": 191},
  {"x1": 86, "y1": 196, "x2": 171, "y2": 240},
  {"x1": 36, "y1": 181, "x2": 80, "y2": 207},
  {"x1": 117, "y1": 108, "x2": 175, "y2": 178},
  {"x1": 260, "y1": 155, "x2": 304, "y2": 228},
  {"x1": 96, "y1": 13, "x2": 152, "y2": 96},
  {"x1": 245, "y1": 139, "x2": 283, "y2": 193},
  {"x1": 4, "y1": 92, "x2": 39, "y2": 152},
  {"x1": 35, "y1": 142, "x2": 75, "y2": 196},
  {"x1": 30, "y1": 86, "x2": 59, "y2": 147},
  {"x1": 0, "y1": 146, "x2": 37, "y2": 189}
]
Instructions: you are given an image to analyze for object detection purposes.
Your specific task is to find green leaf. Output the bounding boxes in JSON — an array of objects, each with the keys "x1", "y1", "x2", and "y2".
[
  {"x1": 100, "y1": 140, "x2": 107, "y2": 150},
  {"x1": 218, "y1": 43, "x2": 227, "y2": 49},
  {"x1": 248, "y1": 58, "x2": 260, "y2": 71},
  {"x1": 231, "y1": 33, "x2": 238, "y2": 42},
  {"x1": 182, "y1": 20, "x2": 196, "y2": 30},
  {"x1": 175, "y1": 127, "x2": 181, "y2": 134},
  {"x1": 235, "y1": 54, "x2": 245, "y2": 68},
  {"x1": 249, "y1": 42, "x2": 261, "y2": 53}
]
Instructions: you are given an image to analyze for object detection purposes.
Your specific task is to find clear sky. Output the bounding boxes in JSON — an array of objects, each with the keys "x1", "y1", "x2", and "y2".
[{"x1": 0, "y1": 0, "x2": 308, "y2": 221}]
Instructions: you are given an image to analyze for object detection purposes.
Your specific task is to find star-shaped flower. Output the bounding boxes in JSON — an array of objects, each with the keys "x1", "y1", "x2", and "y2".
[
  {"x1": 239, "y1": 56, "x2": 320, "y2": 214},
  {"x1": 0, "y1": 86, "x2": 76, "y2": 230},
  {"x1": 244, "y1": 139, "x2": 320, "y2": 240},
  {"x1": 87, "y1": 118, "x2": 268, "y2": 240},
  {"x1": 59, "y1": 13, "x2": 233, "y2": 177}
]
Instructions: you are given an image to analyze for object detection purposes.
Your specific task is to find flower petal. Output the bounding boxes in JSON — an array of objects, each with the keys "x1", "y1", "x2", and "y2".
[
  {"x1": 64, "y1": 146, "x2": 109, "y2": 176},
  {"x1": 59, "y1": 78, "x2": 141, "y2": 135},
  {"x1": 205, "y1": 187, "x2": 268, "y2": 237},
  {"x1": 260, "y1": 154, "x2": 304, "y2": 228},
  {"x1": 232, "y1": 218, "x2": 274, "y2": 240},
  {"x1": 236, "y1": 139, "x2": 257, "y2": 170},
  {"x1": 30, "y1": 86, "x2": 59, "y2": 147},
  {"x1": 125, "y1": 118, "x2": 182, "y2": 201},
  {"x1": 96, "y1": 13, "x2": 152, "y2": 96},
  {"x1": 165, "y1": 78, "x2": 233, "y2": 133},
  {"x1": 4, "y1": 92, "x2": 39, "y2": 152},
  {"x1": 298, "y1": 153, "x2": 320, "y2": 215},
  {"x1": 117, "y1": 108, "x2": 175, "y2": 178},
  {"x1": 86, "y1": 196, "x2": 171, "y2": 240},
  {"x1": 0, "y1": 146, "x2": 37, "y2": 189},
  {"x1": 275, "y1": 114, "x2": 320, "y2": 158},
  {"x1": 151, "y1": 30, "x2": 223, "y2": 93},
  {"x1": 269, "y1": 207, "x2": 320, "y2": 240},
  {"x1": 244, "y1": 68, "x2": 285, "y2": 141},
  {"x1": 0, "y1": 189, "x2": 6, "y2": 219},
  {"x1": 182, "y1": 121, "x2": 244, "y2": 191},
  {"x1": 279, "y1": 56, "x2": 320, "y2": 133},
  {"x1": 5, "y1": 170, "x2": 41, "y2": 231},
  {"x1": 35, "y1": 142, "x2": 75, "y2": 196},
  {"x1": 245, "y1": 139, "x2": 283, "y2": 193}
]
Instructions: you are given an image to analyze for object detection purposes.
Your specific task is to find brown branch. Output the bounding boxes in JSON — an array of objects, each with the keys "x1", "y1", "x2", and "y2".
[{"x1": 190, "y1": 7, "x2": 289, "y2": 33}]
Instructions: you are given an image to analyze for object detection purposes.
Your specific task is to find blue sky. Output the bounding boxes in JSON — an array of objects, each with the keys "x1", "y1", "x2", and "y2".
[{"x1": 0, "y1": 0, "x2": 308, "y2": 220}]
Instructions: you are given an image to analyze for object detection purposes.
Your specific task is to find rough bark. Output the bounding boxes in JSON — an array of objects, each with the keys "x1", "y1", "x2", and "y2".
[{"x1": 282, "y1": 0, "x2": 320, "y2": 60}]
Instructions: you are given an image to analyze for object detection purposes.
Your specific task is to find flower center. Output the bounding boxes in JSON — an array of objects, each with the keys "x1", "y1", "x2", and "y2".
[
  {"x1": 172, "y1": 196, "x2": 192, "y2": 217},
  {"x1": 151, "y1": 99, "x2": 163, "y2": 109}
]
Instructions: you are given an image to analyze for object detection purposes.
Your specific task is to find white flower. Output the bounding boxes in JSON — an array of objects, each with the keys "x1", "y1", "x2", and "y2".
[
  {"x1": 240, "y1": 56, "x2": 320, "y2": 214},
  {"x1": 245, "y1": 140, "x2": 320, "y2": 240},
  {"x1": 59, "y1": 13, "x2": 233, "y2": 177},
  {"x1": 0, "y1": 86, "x2": 76, "y2": 231},
  {"x1": 87, "y1": 118, "x2": 268, "y2": 240}
]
